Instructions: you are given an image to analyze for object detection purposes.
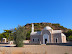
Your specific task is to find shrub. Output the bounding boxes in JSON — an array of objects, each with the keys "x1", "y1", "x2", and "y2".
[
  {"x1": 67, "y1": 35, "x2": 72, "y2": 41},
  {"x1": 26, "y1": 31, "x2": 31, "y2": 40},
  {"x1": 13, "y1": 26, "x2": 26, "y2": 47}
]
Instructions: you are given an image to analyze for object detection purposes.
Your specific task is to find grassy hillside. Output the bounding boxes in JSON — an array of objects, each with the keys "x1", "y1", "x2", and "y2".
[{"x1": 25, "y1": 22, "x2": 71, "y2": 40}]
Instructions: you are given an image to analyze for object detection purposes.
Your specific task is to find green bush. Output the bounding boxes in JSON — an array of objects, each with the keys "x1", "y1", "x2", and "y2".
[
  {"x1": 52, "y1": 23, "x2": 60, "y2": 26},
  {"x1": 34, "y1": 23, "x2": 38, "y2": 26},
  {"x1": 13, "y1": 26, "x2": 26, "y2": 47},
  {"x1": 67, "y1": 35, "x2": 72, "y2": 41},
  {"x1": 26, "y1": 31, "x2": 31, "y2": 40}
]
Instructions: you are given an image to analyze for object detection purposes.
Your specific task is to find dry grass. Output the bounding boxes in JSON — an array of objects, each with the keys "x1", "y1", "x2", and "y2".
[{"x1": 0, "y1": 45, "x2": 72, "y2": 54}]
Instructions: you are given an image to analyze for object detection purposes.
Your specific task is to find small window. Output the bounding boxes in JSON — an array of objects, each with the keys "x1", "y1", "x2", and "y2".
[
  {"x1": 33, "y1": 39, "x2": 34, "y2": 42},
  {"x1": 38, "y1": 39, "x2": 39, "y2": 41}
]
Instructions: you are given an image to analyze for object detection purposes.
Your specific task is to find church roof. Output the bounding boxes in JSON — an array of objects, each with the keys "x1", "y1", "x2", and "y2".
[
  {"x1": 61, "y1": 33, "x2": 66, "y2": 36},
  {"x1": 52, "y1": 30, "x2": 62, "y2": 33},
  {"x1": 44, "y1": 26, "x2": 52, "y2": 30},
  {"x1": 30, "y1": 31, "x2": 41, "y2": 35}
]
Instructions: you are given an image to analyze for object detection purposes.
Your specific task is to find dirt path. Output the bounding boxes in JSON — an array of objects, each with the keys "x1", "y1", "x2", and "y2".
[{"x1": 0, "y1": 45, "x2": 72, "y2": 54}]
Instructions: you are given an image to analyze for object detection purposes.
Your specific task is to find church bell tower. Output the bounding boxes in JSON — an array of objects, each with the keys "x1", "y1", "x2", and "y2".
[{"x1": 32, "y1": 23, "x2": 34, "y2": 32}]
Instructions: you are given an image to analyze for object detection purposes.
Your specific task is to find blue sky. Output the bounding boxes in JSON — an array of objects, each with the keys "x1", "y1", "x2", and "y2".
[{"x1": 0, "y1": 0, "x2": 72, "y2": 33}]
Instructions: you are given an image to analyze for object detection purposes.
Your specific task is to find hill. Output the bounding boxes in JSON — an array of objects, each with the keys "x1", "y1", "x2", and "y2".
[{"x1": 25, "y1": 22, "x2": 71, "y2": 40}]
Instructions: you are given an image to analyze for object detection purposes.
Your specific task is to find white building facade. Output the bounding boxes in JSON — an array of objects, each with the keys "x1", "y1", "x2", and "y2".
[{"x1": 30, "y1": 23, "x2": 66, "y2": 44}]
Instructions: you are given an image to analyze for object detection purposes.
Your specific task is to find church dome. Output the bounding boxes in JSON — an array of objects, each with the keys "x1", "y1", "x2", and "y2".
[{"x1": 44, "y1": 26, "x2": 52, "y2": 30}]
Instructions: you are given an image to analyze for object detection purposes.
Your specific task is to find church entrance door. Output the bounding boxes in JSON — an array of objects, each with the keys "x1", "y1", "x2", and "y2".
[
  {"x1": 43, "y1": 34, "x2": 49, "y2": 44},
  {"x1": 45, "y1": 39, "x2": 47, "y2": 44}
]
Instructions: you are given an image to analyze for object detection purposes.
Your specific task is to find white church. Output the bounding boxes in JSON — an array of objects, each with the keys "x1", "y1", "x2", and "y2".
[{"x1": 30, "y1": 23, "x2": 66, "y2": 44}]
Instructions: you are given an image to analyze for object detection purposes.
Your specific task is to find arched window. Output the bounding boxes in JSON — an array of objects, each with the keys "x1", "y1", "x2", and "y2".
[
  {"x1": 33, "y1": 39, "x2": 34, "y2": 42},
  {"x1": 38, "y1": 39, "x2": 39, "y2": 41}
]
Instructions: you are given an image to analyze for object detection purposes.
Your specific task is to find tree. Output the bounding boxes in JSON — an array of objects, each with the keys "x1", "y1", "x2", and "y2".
[
  {"x1": 13, "y1": 26, "x2": 26, "y2": 47},
  {"x1": 26, "y1": 31, "x2": 31, "y2": 40},
  {"x1": 0, "y1": 30, "x2": 13, "y2": 41},
  {"x1": 4, "y1": 30, "x2": 13, "y2": 40},
  {"x1": 0, "y1": 33, "x2": 4, "y2": 40},
  {"x1": 67, "y1": 35, "x2": 72, "y2": 41},
  {"x1": 65, "y1": 30, "x2": 72, "y2": 41}
]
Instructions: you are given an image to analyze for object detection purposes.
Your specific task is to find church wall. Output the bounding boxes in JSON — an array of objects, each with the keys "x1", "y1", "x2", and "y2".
[
  {"x1": 52, "y1": 33, "x2": 62, "y2": 43},
  {"x1": 30, "y1": 35, "x2": 41, "y2": 44},
  {"x1": 62, "y1": 36, "x2": 66, "y2": 43},
  {"x1": 41, "y1": 30, "x2": 51, "y2": 44}
]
